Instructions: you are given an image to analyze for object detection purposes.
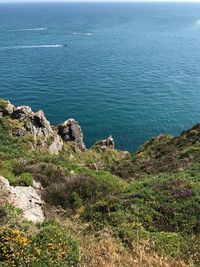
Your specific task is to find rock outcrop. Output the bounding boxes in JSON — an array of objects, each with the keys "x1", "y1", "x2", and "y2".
[
  {"x1": 0, "y1": 99, "x2": 88, "y2": 154},
  {"x1": 11, "y1": 106, "x2": 54, "y2": 136},
  {"x1": 58, "y1": 119, "x2": 85, "y2": 151},
  {"x1": 0, "y1": 100, "x2": 15, "y2": 116},
  {"x1": 0, "y1": 100, "x2": 63, "y2": 155},
  {"x1": 178, "y1": 123, "x2": 200, "y2": 145},
  {"x1": 92, "y1": 135, "x2": 115, "y2": 152},
  {"x1": 0, "y1": 176, "x2": 44, "y2": 223}
]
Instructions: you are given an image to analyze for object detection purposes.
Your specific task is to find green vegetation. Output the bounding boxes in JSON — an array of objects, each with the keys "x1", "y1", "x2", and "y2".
[
  {"x1": 0, "y1": 99, "x2": 9, "y2": 110},
  {"x1": 0, "y1": 113, "x2": 200, "y2": 266},
  {"x1": 0, "y1": 206, "x2": 80, "y2": 267}
]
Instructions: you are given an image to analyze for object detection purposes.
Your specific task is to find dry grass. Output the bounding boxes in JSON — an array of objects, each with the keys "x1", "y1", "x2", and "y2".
[
  {"x1": 56, "y1": 216, "x2": 190, "y2": 267},
  {"x1": 79, "y1": 232, "x2": 189, "y2": 267}
]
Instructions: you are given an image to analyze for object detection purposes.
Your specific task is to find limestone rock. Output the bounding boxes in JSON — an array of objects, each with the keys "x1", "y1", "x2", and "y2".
[
  {"x1": 92, "y1": 135, "x2": 115, "y2": 152},
  {"x1": 58, "y1": 119, "x2": 85, "y2": 151},
  {"x1": 0, "y1": 176, "x2": 44, "y2": 223},
  {"x1": 11, "y1": 107, "x2": 54, "y2": 137},
  {"x1": 2, "y1": 102, "x2": 63, "y2": 155}
]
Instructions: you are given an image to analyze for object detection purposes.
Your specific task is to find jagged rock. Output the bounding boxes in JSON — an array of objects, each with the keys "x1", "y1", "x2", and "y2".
[
  {"x1": 92, "y1": 135, "x2": 115, "y2": 152},
  {"x1": 58, "y1": 119, "x2": 85, "y2": 151},
  {"x1": 11, "y1": 105, "x2": 32, "y2": 121},
  {"x1": 11, "y1": 107, "x2": 54, "y2": 137},
  {"x1": 0, "y1": 176, "x2": 44, "y2": 223},
  {"x1": 2, "y1": 102, "x2": 63, "y2": 155},
  {"x1": 0, "y1": 99, "x2": 15, "y2": 116},
  {"x1": 33, "y1": 110, "x2": 54, "y2": 136}
]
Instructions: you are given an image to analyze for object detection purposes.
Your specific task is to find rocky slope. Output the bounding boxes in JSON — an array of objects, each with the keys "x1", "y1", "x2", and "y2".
[
  {"x1": 0, "y1": 99, "x2": 200, "y2": 267},
  {"x1": 0, "y1": 99, "x2": 116, "y2": 223}
]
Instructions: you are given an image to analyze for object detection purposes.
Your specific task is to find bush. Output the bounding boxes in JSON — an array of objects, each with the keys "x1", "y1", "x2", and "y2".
[
  {"x1": 0, "y1": 220, "x2": 80, "y2": 267},
  {"x1": 33, "y1": 220, "x2": 80, "y2": 266},
  {"x1": 18, "y1": 173, "x2": 33, "y2": 186},
  {"x1": 0, "y1": 118, "x2": 24, "y2": 158},
  {"x1": 44, "y1": 173, "x2": 125, "y2": 209},
  {"x1": 153, "y1": 232, "x2": 189, "y2": 257},
  {"x1": 0, "y1": 226, "x2": 33, "y2": 266}
]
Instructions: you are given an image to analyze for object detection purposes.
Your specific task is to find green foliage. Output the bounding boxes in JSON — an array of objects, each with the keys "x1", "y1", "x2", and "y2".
[
  {"x1": 0, "y1": 118, "x2": 24, "y2": 158},
  {"x1": 18, "y1": 173, "x2": 33, "y2": 186},
  {"x1": 44, "y1": 172, "x2": 125, "y2": 209},
  {"x1": 0, "y1": 99, "x2": 10, "y2": 110},
  {"x1": 0, "y1": 218, "x2": 80, "y2": 267},
  {"x1": 0, "y1": 109, "x2": 200, "y2": 264},
  {"x1": 0, "y1": 205, "x2": 22, "y2": 228},
  {"x1": 0, "y1": 160, "x2": 33, "y2": 186},
  {"x1": 152, "y1": 232, "x2": 189, "y2": 257},
  {"x1": 33, "y1": 220, "x2": 80, "y2": 266}
]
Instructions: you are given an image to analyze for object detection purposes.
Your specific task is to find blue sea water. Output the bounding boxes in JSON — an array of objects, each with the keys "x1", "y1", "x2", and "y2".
[{"x1": 1, "y1": 2, "x2": 200, "y2": 151}]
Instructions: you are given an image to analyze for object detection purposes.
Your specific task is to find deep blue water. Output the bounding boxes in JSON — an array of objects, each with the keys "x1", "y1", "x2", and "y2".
[{"x1": 1, "y1": 2, "x2": 200, "y2": 151}]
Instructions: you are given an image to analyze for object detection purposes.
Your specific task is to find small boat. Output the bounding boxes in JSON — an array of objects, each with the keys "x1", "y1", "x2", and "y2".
[{"x1": 63, "y1": 44, "x2": 68, "y2": 47}]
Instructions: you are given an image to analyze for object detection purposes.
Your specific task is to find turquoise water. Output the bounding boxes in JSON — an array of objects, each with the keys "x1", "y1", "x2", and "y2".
[{"x1": 1, "y1": 2, "x2": 200, "y2": 151}]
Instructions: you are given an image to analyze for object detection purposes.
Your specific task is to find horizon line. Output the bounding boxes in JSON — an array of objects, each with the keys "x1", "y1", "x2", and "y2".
[{"x1": 1, "y1": 0, "x2": 200, "y2": 3}]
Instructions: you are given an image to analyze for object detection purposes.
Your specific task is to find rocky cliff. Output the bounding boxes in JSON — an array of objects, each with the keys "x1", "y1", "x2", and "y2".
[
  {"x1": 0, "y1": 99, "x2": 200, "y2": 267},
  {"x1": 0, "y1": 99, "x2": 115, "y2": 222},
  {"x1": 0, "y1": 100, "x2": 114, "y2": 156}
]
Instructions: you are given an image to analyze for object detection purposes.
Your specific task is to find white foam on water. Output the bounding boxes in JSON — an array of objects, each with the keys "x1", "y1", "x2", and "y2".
[
  {"x1": 72, "y1": 32, "x2": 82, "y2": 35},
  {"x1": 0, "y1": 44, "x2": 63, "y2": 51},
  {"x1": 13, "y1": 27, "x2": 47, "y2": 32},
  {"x1": 72, "y1": 32, "x2": 93, "y2": 36}
]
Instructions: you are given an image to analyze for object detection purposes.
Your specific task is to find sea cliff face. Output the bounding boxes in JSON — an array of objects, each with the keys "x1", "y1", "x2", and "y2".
[{"x1": 0, "y1": 99, "x2": 200, "y2": 267}]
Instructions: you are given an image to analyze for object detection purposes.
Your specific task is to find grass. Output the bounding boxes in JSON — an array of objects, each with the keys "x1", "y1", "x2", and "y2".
[{"x1": 0, "y1": 110, "x2": 200, "y2": 266}]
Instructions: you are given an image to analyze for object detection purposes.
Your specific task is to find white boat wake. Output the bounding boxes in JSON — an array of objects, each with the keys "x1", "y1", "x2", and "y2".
[{"x1": 0, "y1": 44, "x2": 63, "y2": 51}]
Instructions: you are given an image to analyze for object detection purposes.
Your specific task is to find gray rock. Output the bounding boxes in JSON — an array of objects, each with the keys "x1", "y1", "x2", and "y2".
[
  {"x1": 58, "y1": 118, "x2": 85, "y2": 151},
  {"x1": 48, "y1": 134, "x2": 64, "y2": 155},
  {"x1": 11, "y1": 105, "x2": 32, "y2": 121},
  {"x1": 33, "y1": 110, "x2": 54, "y2": 136},
  {"x1": 93, "y1": 135, "x2": 115, "y2": 152},
  {"x1": 0, "y1": 176, "x2": 44, "y2": 223},
  {"x1": 6, "y1": 102, "x2": 63, "y2": 155}
]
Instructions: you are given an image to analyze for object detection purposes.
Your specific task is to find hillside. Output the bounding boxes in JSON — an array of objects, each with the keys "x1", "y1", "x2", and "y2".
[{"x1": 0, "y1": 99, "x2": 200, "y2": 267}]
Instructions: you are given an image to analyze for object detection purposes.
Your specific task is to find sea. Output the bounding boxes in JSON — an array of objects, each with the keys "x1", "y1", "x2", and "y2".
[{"x1": 1, "y1": 2, "x2": 200, "y2": 151}]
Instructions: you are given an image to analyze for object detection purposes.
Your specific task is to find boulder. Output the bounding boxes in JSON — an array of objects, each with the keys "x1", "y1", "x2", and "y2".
[
  {"x1": 58, "y1": 119, "x2": 85, "y2": 151},
  {"x1": 0, "y1": 176, "x2": 44, "y2": 223}
]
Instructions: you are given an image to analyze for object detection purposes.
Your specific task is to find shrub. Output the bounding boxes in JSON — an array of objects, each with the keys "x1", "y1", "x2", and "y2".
[
  {"x1": 0, "y1": 118, "x2": 24, "y2": 158},
  {"x1": 44, "y1": 175, "x2": 100, "y2": 208},
  {"x1": 0, "y1": 226, "x2": 33, "y2": 266},
  {"x1": 0, "y1": 221, "x2": 80, "y2": 267},
  {"x1": 44, "y1": 173, "x2": 125, "y2": 209},
  {"x1": 152, "y1": 232, "x2": 189, "y2": 257},
  {"x1": 33, "y1": 220, "x2": 80, "y2": 266},
  {"x1": 18, "y1": 173, "x2": 33, "y2": 186}
]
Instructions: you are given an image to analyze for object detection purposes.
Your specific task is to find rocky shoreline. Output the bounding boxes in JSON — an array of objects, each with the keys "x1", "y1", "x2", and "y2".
[{"x1": 0, "y1": 99, "x2": 114, "y2": 155}]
